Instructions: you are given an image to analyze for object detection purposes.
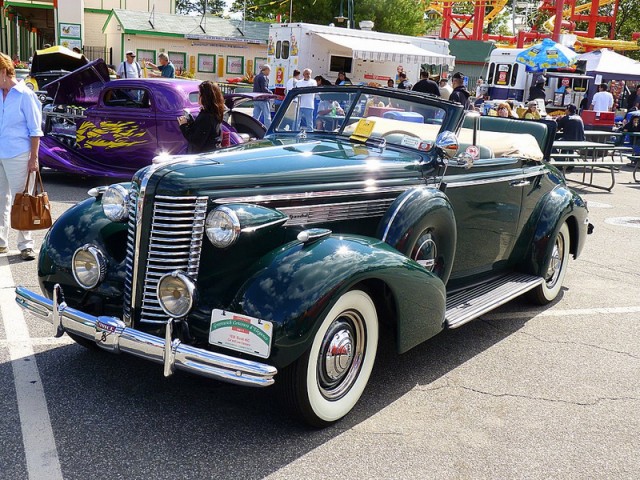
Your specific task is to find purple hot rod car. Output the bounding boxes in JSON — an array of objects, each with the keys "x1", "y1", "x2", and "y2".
[{"x1": 39, "y1": 59, "x2": 276, "y2": 178}]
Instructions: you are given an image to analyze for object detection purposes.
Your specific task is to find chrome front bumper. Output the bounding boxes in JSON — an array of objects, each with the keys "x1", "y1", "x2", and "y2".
[{"x1": 15, "y1": 284, "x2": 277, "y2": 387}]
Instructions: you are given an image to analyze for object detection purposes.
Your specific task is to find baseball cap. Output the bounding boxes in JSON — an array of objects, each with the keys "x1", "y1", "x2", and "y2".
[
  {"x1": 451, "y1": 72, "x2": 464, "y2": 80},
  {"x1": 261, "y1": 64, "x2": 271, "y2": 71},
  {"x1": 528, "y1": 100, "x2": 538, "y2": 107},
  {"x1": 126, "y1": 50, "x2": 135, "y2": 56}
]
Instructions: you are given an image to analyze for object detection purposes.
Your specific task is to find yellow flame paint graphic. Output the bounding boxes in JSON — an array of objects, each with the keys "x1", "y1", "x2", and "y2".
[{"x1": 76, "y1": 120, "x2": 149, "y2": 150}]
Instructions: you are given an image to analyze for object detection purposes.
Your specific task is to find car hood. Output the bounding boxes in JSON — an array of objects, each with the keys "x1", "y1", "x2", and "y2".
[
  {"x1": 44, "y1": 59, "x2": 110, "y2": 106},
  {"x1": 145, "y1": 136, "x2": 430, "y2": 198},
  {"x1": 30, "y1": 46, "x2": 89, "y2": 74}
]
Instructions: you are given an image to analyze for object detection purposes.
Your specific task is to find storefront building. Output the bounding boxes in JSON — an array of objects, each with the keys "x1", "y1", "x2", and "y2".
[{"x1": 1, "y1": 1, "x2": 269, "y2": 80}]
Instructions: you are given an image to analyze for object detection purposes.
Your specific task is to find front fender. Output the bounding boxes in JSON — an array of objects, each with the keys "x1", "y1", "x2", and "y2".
[
  {"x1": 38, "y1": 195, "x2": 129, "y2": 313},
  {"x1": 233, "y1": 235, "x2": 446, "y2": 368},
  {"x1": 522, "y1": 185, "x2": 589, "y2": 276}
]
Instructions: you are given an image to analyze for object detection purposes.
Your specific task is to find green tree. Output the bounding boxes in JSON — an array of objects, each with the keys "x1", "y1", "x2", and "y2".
[
  {"x1": 615, "y1": 0, "x2": 640, "y2": 60},
  {"x1": 230, "y1": 0, "x2": 427, "y2": 35},
  {"x1": 176, "y1": 0, "x2": 226, "y2": 15}
]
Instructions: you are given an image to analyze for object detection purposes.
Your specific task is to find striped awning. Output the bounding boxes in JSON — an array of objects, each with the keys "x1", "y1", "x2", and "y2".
[{"x1": 314, "y1": 32, "x2": 455, "y2": 67}]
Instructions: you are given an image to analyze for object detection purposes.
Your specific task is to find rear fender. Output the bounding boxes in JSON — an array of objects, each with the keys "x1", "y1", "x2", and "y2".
[
  {"x1": 378, "y1": 186, "x2": 456, "y2": 284},
  {"x1": 523, "y1": 185, "x2": 589, "y2": 276},
  {"x1": 233, "y1": 235, "x2": 446, "y2": 367}
]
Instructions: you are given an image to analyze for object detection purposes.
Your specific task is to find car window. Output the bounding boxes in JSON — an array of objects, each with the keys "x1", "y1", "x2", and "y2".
[
  {"x1": 274, "y1": 89, "x2": 447, "y2": 150},
  {"x1": 188, "y1": 91, "x2": 199, "y2": 104},
  {"x1": 103, "y1": 88, "x2": 150, "y2": 108}
]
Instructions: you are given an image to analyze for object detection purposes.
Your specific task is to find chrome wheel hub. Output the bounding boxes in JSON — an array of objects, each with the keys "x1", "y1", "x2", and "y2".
[
  {"x1": 546, "y1": 234, "x2": 565, "y2": 287},
  {"x1": 317, "y1": 312, "x2": 365, "y2": 400},
  {"x1": 414, "y1": 233, "x2": 437, "y2": 271}
]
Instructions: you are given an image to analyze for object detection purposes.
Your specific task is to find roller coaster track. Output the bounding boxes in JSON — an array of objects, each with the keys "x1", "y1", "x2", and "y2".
[
  {"x1": 542, "y1": 0, "x2": 639, "y2": 50},
  {"x1": 429, "y1": 0, "x2": 510, "y2": 28}
]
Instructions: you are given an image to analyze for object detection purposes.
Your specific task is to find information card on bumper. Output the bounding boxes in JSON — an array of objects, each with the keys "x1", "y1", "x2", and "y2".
[{"x1": 209, "y1": 310, "x2": 272, "y2": 358}]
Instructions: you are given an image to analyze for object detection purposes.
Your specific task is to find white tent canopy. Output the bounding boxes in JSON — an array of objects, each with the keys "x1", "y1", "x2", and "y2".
[
  {"x1": 314, "y1": 32, "x2": 456, "y2": 67},
  {"x1": 578, "y1": 49, "x2": 640, "y2": 80}
]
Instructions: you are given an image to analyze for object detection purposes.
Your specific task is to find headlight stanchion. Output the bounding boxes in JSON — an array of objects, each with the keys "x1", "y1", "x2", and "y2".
[
  {"x1": 102, "y1": 184, "x2": 130, "y2": 222},
  {"x1": 205, "y1": 206, "x2": 241, "y2": 248},
  {"x1": 72, "y1": 245, "x2": 108, "y2": 290}
]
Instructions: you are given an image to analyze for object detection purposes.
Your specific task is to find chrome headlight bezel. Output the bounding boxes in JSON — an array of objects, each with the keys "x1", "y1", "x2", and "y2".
[
  {"x1": 102, "y1": 184, "x2": 130, "y2": 222},
  {"x1": 72, "y1": 244, "x2": 107, "y2": 290},
  {"x1": 157, "y1": 271, "x2": 196, "y2": 318},
  {"x1": 205, "y1": 206, "x2": 241, "y2": 248}
]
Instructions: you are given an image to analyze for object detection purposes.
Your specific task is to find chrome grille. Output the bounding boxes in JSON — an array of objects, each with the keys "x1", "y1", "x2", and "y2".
[
  {"x1": 124, "y1": 192, "x2": 208, "y2": 325},
  {"x1": 122, "y1": 190, "x2": 138, "y2": 325}
]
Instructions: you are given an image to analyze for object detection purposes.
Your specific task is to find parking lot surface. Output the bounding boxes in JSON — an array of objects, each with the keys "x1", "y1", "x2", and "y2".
[{"x1": 1, "y1": 166, "x2": 639, "y2": 479}]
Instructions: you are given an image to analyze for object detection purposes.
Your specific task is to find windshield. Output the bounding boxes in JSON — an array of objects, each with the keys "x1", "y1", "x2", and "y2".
[{"x1": 273, "y1": 87, "x2": 448, "y2": 150}]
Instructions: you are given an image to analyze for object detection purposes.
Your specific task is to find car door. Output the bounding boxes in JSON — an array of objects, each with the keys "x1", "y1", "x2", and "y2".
[
  {"x1": 442, "y1": 156, "x2": 525, "y2": 286},
  {"x1": 78, "y1": 86, "x2": 157, "y2": 173}
]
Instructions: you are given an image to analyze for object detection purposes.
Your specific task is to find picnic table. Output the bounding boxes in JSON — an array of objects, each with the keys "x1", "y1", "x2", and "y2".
[
  {"x1": 550, "y1": 140, "x2": 624, "y2": 191},
  {"x1": 583, "y1": 130, "x2": 619, "y2": 143}
]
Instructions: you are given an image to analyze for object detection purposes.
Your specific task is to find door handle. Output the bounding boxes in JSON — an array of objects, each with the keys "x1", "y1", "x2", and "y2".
[{"x1": 509, "y1": 180, "x2": 530, "y2": 187}]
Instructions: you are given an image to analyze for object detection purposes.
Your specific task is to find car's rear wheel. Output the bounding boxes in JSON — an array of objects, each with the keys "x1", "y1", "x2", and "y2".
[
  {"x1": 530, "y1": 222, "x2": 570, "y2": 305},
  {"x1": 282, "y1": 290, "x2": 378, "y2": 428}
]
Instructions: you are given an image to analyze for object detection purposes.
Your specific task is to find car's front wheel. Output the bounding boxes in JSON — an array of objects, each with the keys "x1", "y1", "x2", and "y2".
[
  {"x1": 530, "y1": 222, "x2": 570, "y2": 305},
  {"x1": 282, "y1": 290, "x2": 379, "y2": 428}
]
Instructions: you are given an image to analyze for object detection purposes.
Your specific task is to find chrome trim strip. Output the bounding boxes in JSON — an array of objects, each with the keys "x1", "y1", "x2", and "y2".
[
  {"x1": 444, "y1": 169, "x2": 544, "y2": 188},
  {"x1": 279, "y1": 198, "x2": 395, "y2": 226},
  {"x1": 15, "y1": 285, "x2": 277, "y2": 387},
  {"x1": 240, "y1": 217, "x2": 288, "y2": 233},
  {"x1": 381, "y1": 187, "x2": 423, "y2": 243},
  {"x1": 214, "y1": 184, "x2": 416, "y2": 205}
]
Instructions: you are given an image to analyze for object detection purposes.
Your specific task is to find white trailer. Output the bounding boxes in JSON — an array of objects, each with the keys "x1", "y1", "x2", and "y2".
[
  {"x1": 487, "y1": 48, "x2": 591, "y2": 108},
  {"x1": 266, "y1": 23, "x2": 455, "y2": 89}
]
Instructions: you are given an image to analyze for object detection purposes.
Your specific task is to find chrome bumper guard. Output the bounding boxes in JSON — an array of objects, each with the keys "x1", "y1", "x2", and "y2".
[{"x1": 15, "y1": 284, "x2": 277, "y2": 387}]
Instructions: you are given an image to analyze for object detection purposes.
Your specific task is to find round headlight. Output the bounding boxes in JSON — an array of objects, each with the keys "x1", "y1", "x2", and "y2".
[
  {"x1": 205, "y1": 207, "x2": 240, "y2": 248},
  {"x1": 157, "y1": 271, "x2": 196, "y2": 318},
  {"x1": 102, "y1": 184, "x2": 130, "y2": 222},
  {"x1": 72, "y1": 245, "x2": 107, "y2": 289}
]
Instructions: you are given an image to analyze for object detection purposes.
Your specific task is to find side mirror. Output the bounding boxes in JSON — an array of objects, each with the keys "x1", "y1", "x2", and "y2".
[{"x1": 434, "y1": 130, "x2": 459, "y2": 158}]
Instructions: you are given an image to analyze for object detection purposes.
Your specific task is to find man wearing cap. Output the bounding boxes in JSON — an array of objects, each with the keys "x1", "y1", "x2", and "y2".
[
  {"x1": 253, "y1": 64, "x2": 272, "y2": 128},
  {"x1": 449, "y1": 72, "x2": 472, "y2": 110},
  {"x1": 556, "y1": 104, "x2": 585, "y2": 141},
  {"x1": 117, "y1": 51, "x2": 141, "y2": 79},
  {"x1": 528, "y1": 75, "x2": 546, "y2": 102}
]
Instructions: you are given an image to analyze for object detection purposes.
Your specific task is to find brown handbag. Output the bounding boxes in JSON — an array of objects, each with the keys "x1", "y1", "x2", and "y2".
[{"x1": 10, "y1": 170, "x2": 53, "y2": 231}]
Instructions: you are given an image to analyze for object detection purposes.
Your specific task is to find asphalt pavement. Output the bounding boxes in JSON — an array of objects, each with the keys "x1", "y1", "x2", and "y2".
[{"x1": 1, "y1": 166, "x2": 639, "y2": 479}]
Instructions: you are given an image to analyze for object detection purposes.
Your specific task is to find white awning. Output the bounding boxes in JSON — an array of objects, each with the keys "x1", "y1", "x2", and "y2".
[{"x1": 314, "y1": 32, "x2": 455, "y2": 67}]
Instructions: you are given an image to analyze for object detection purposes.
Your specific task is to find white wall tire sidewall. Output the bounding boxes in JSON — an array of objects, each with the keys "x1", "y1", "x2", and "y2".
[
  {"x1": 305, "y1": 290, "x2": 378, "y2": 424},
  {"x1": 540, "y1": 222, "x2": 570, "y2": 302}
]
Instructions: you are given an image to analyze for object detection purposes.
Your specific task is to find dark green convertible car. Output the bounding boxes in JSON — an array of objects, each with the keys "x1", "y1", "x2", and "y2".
[{"x1": 17, "y1": 85, "x2": 591, "y2": 427}]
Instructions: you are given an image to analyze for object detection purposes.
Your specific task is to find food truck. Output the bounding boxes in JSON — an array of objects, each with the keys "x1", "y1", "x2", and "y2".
[
  {"x1": 267, "y1": 22, "x2": 455, "y2": 89},
  {"x1": 487, "y1": 47, "x2": 591, "y2": 108}
]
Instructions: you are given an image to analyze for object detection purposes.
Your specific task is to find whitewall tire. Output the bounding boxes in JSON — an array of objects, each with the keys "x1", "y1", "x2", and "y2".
[{"x1": 283, "y1": 289, "x2": 379, "y2": 427}]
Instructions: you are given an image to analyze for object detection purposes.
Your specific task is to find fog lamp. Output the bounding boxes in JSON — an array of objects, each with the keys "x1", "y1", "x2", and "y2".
[
  {"x1": 157, "y1": 271, "x2": 196, "y2": 318},
  {"x1": 72, "y1": 245, "x2": 107, "y2": 289}
]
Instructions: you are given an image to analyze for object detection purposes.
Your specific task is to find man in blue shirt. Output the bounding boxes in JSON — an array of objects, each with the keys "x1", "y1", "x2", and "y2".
[
  {"x1": 0, "y1": 52, "x2": 43, "y2": 260},
  {"x1": 147, "y1": 53, "x2": 175, "y2": 78},
  {"x1": 252, "y1": 64, "x2": 272, "y2": 128}
]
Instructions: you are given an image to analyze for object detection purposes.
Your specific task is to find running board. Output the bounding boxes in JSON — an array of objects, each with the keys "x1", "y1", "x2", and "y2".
[{"x1": 445, "y1": 273, "x2": 544, "y2": 329}]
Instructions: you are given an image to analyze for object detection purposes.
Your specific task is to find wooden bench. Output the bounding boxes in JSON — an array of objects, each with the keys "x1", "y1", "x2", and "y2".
[{"x1": 549, "y1": 159, "x2": 620, "y2": 191}]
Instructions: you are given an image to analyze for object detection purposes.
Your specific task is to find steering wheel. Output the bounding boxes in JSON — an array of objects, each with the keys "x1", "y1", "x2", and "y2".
[{"x1": 380, "y1": 129, "x2": 421, "y2": 140}]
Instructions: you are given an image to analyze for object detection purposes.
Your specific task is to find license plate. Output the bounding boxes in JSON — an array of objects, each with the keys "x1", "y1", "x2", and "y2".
[{"x1": 209, "y1": 310, "x2": 273, "y2": 359}]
